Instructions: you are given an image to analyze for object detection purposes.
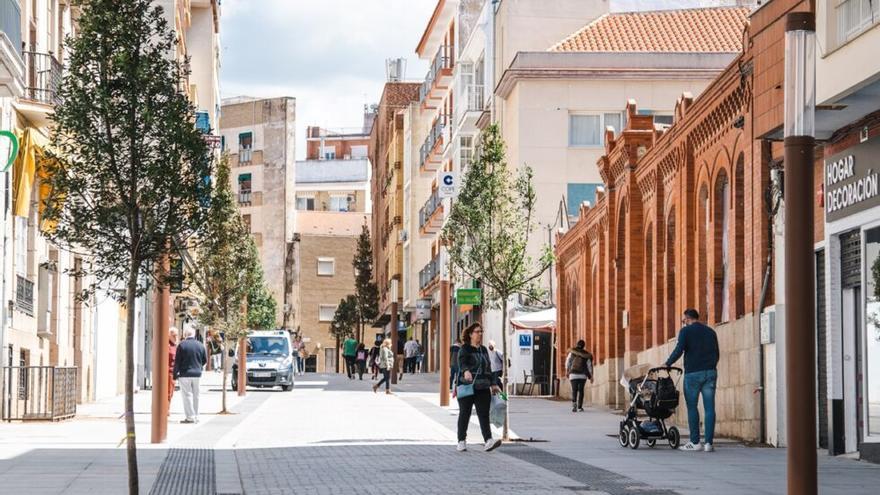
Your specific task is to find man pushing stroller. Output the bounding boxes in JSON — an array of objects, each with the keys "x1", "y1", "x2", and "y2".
[{"x1": 664, "y1": 309, "x2": 719, "y2": 452}]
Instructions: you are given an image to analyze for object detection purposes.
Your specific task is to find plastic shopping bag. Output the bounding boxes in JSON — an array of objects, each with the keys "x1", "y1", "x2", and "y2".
[{"x1": 489, "y1": 393, "x2": 508, "y2": 428}]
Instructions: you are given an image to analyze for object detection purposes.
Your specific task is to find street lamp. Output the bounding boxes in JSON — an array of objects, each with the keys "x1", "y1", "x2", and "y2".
[{"x1": 783, "y1": 11, "x2": 817, "y2": 495}]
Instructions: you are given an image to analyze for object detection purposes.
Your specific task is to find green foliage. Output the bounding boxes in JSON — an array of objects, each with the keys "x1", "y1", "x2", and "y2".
[
  {"x1": 247, "y1": 279, "x2": 277, "y2": 330},
  {"x1": 352, "y1": 223, "x2": 379, "y2": 336},
  {"x1": 331, "y1": 295, "x2": 359, "y2": 341},
  {"x1": 441, "y1": 123, "x2": 553, "y2": 306},
  {"x1": 42, "y1": 0, "x2": 212, "y2": 296},
  {"x1": 194, "y1": 156, "x2": 259, "y2": 339}
]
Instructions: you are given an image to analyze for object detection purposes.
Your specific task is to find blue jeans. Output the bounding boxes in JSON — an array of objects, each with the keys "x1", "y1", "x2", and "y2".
[{"x1": 683, "y1": 369, "x2": 717, "y2": 445}]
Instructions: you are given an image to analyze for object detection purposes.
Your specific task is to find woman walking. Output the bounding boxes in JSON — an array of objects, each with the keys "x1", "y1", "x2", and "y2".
[
  {"x1": 455, "y1": 323, "x2": 502, "y2": 453},
  {"x1": 565, "y1": 339, "x2": 594, "y2": 412},
  {"x1": 369, "y1": 341, "x2": 381, "y2": 380},
  {"x1": 355, "y1": 343, "x2": 368, "y2": 380},
  {"x1": 372, "y1": 339, "x2": 395, "y2": 395}
]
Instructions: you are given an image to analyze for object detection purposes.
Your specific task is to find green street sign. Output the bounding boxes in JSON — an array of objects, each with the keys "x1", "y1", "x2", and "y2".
[{"x1": 456, "y1": 288, "x2": 482, "y2": 306}]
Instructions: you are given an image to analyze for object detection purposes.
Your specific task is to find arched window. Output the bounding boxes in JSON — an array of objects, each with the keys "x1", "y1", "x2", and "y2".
[
  {"x1": 735, "y1": 153, "x2": 745, "y2": 318},
  {"x1": 644, "y1": 227, "x2": 654, "y2": 348},
  {"x1": 697, "y1": 185, "x2": 710, "y2": 321},
  {"x1": 714, "y1": 170, "x2": 730, "y2": 323},
  {"x1": 616, "y1": 205, "x2": 627, "y2": 358},
  {"x1": 665, "y1": 208, "x2": 676, "y2": 341}
]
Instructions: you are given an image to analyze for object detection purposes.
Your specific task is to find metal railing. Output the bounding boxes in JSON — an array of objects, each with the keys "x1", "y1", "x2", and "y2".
[
  {"x1": 239, "y1": 147, "x2": 253, "y2": 163},
  {"x1": 419, "y1": 189, "x2": 442, "y2": 230},
  {"x1": 22, "y1": 50, "x2": 62, "y2": 106},
  {"x1": 419, "y1": 44, "x2": 452, "y2": 103},
  {"x1": 419, "y1": 255, "x2": 440, "y2": 291},
  {"x1": 2, "y1": 366, "x2": 77, "y2": 421},
  {"x1": 0, "y1": 0, "x2": 21, "y2": 57},
  {"x1": 238, "y1": 191, "x2": 252, "y2": 205},
  {"x1": 466, "y1": 84, "x2": 484, "y2": 112},
  {"x1": 15, "y1": 275, "x2": 33, "y2": 315},
  {"x1": 419, "y1": 117, "x2": 447, "y2": 169}
]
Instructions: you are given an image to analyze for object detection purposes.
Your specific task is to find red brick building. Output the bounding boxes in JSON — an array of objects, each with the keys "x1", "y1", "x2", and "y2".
[{"x1": 555, "y1": 0, "x2": 813, "y2": 442}]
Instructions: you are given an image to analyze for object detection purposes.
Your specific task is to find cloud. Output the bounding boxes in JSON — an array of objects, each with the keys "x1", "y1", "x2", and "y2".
[{"x1": 220, "y1": 0, "x2": 436, "y2": 158}]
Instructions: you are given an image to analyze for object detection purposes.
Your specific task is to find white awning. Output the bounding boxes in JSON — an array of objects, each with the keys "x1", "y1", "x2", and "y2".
[{"x1": 510, "y1": 308, "x2": 556, "y2": 330}]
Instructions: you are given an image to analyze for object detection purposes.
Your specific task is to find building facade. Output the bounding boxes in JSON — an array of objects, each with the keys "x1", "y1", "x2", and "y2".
[{"x1": 220, "y1": 96, "x2": 296, "y2": 329}]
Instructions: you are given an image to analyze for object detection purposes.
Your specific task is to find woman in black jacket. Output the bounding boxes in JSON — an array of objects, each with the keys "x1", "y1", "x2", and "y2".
[{"x1": 455, "y1": 323, "x2": 502, "y2": 452}]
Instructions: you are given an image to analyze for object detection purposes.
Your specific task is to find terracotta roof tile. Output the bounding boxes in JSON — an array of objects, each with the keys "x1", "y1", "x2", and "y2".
[{"x1": 550, "y1": 7, "x2": 749, "y2": 53}]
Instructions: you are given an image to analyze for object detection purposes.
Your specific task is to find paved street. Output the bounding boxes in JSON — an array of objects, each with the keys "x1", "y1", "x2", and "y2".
[{"x1": 1, "y1": 372, "x2": 879, "y2": 494}]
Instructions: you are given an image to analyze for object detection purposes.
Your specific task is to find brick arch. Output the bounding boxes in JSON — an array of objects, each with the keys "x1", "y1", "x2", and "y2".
[
  {"x1": 696, "y1": 181, "x2": 710, "y2": 321},
  {"x1": 733, "y1": 152, "x2": 746, "y2": 318},
  {"x1": 643, "y1": 221, "x2": 655, "y2": 350},
  {"x1": 712, "y1": 168, "x2": 731, "y2": 324},
  {"x1": 664, "y1": 204, "x2": 678, "y2": 341},
  {"x1": 614, "y1": 198, "x2": 627, "y2": 360}
]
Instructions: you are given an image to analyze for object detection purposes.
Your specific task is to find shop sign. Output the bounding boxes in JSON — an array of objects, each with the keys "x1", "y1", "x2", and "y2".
[
  {"x1": 169, "y1": 256, "x2": 184, "y2": 294},
  {"x1": 518, "y1": 333, "x2": 532, "y2": 348},
  {"x1": 414, "y1": 298, "x2": 431, "y2": 320},
  {"x1": 456, "y1": 288, "x2": 481, "y2": 306},
  {"x1": 439, "y1": 172, "x2": 456, "y2": 199},
  {"x1": 826, "y1": 136, "x2": 880, "y2": 222}
]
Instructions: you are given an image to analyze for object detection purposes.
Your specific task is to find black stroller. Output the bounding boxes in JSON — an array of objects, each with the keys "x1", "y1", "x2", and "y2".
[{"x1": 618, "y1": 365, "x2": 682, "y2": 449}]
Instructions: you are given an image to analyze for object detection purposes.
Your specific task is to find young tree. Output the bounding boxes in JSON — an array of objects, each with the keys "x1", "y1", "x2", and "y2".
[
  {"x1": 192, "y1": 157, "x2": 259, "y2": 414},
  {"x1": 352, "y1": 223, "x2": 379, "y2": 341},
  {"x1": 247, "y1": 279, "x2": 277, "y2": 330},
  {"x1": 39, "y1": 2, "x2": 213, "y2": 492},
  {"x1": 331, "y1": 295, "x2": 359, "y2": 372},
  {"x1": 441, "y1": 123, "x2": 553, "y2": 440}
]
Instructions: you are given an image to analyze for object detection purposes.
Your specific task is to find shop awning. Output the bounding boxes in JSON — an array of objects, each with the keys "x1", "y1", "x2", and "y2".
[
  {"x1": 510, "y1": 307, "x2": 557, "y2": 331},
  {"x1": 12, "y1": 128, "x2": 61, "y2": 231}
]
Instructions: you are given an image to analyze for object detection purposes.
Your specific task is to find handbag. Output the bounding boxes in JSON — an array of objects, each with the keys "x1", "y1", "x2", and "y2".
[{"x1": 456, "y1": 350, "x2": 486, "y2": 398}]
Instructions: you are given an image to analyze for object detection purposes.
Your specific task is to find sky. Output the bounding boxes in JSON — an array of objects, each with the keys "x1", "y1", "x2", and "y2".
[{"x1": 219, "y1": 0, "x2": 745, "y2": 159}]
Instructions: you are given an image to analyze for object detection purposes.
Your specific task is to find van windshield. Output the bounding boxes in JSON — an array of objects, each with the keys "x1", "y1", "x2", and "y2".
[{"x1": 247, "y1": 337, "x2": 289, "y2": 356}]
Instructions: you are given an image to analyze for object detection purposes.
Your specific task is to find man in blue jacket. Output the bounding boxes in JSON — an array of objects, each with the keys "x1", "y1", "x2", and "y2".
[
  {"x1": 665, "y1": 309, "x2": 719, "y2": 452},
  {"x1": 173, "y1": 327, "x2": 207, "y2": 424}
]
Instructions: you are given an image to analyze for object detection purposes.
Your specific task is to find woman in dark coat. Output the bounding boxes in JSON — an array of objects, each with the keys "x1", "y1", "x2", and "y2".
[{"x1": 455, "y1": 322, "x2": 502, "y2": 453}]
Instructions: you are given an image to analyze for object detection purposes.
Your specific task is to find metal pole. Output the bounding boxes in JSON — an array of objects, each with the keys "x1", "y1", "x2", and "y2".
[
  {"x1": 237, "y1": 336, "x2": 246, "y2": 397},
  {"x1": 784, "y1": 136, "x2": 817, "y2": 494},
  {"x1": 390, "y1": 300, "x2": 399, "y2": 385},
  {"x1": 150, "y1": 257, "x2": 170, "y2": 443},
  {"x1": 783, "y1": 11, "x2": 817, "y2": 494},
  {"x1": 439, "y1": 280, "x2": 450, "y2": 406}
]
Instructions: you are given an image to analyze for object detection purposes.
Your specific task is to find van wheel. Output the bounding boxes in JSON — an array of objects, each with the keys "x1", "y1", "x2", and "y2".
[{"x1": 282, "y1": 384, "x2": 293, "y2": 391}]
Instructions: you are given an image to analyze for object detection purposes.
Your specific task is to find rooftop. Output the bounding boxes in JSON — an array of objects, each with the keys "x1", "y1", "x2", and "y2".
[
  {"x1": 295, "y1": 158, "x2": 370, "y2": 183},
  {"x1": 550, "y1": 7, "x2": 749, "y2": 53},
  {"x1": 296, "y1": 211, "x2": 369, "y2": 237}
]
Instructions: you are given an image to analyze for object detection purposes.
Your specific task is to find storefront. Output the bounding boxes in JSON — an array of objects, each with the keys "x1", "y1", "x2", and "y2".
[{"x1": 822, "y1": 133, "x2": 880, "y2": 463}]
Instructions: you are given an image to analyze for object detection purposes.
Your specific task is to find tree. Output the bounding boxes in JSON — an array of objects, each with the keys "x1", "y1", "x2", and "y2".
[
  {"x1": 441, "y1": 123, "x2": 553, "y2": 440},
  {"x1": 247, "y1": 278, "x2": 277, "y2": 330},
  {"x1": 352, "y1": 222, "x2": 379, "y2": 341},
  {"x1": 39, "y1": 2, "x2": 213, "y2": 493},
  {"x1": 331, "y1": 295, "x2": 359, "y2": 372},
  {"x1": 192, "y1": 156, "x2": 259, "y2": 414}
]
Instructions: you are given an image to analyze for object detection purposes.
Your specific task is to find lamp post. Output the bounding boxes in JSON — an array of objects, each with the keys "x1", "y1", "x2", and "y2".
[{"x1": 783, "y1": 11, "x2": 817, "y2": 495}]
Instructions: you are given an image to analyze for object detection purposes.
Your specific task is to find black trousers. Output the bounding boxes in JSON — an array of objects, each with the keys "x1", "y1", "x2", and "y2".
[
  {"x1": 344, "y1": 356, "x2": 356, "y2": 378},
  {"x1": 356, "y1": 360, "x2": 366, "y2": 379},
  {"x1": 376, "y1": 369, "x2": 391, "y2": 390},
  {"x1": 457, "y1": 389, "x2": 492, "y2": 442},
  {"x1": 570, "y1": 378, "x2": 587, "y2": 408}
]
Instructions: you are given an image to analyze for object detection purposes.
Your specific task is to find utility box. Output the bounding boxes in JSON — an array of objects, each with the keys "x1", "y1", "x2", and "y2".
[{"x1": 760, "y1": 307, "x2": 776, "y2": 344}]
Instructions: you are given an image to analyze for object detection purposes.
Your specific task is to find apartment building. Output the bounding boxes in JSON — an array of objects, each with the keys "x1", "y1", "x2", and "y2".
[
  {"x1": 813, "y1": 0, "x2": 880, "y2": 463},
  {"x1": 370, "y1": 82, "x2": 420, "y2": 350},
  {"x1": 219, "y1": 97, "x2": 296, "y2": 330}
]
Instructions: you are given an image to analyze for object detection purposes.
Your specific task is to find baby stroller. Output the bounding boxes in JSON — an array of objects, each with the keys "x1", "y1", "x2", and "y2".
[{"x1": 618, "y1": 365, "x2": 682, "y2": 449}]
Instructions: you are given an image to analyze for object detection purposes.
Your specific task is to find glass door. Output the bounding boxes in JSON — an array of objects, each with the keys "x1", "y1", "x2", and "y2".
[{"x1": 864, "y1": 226, "x2": 880, "y2": 439}]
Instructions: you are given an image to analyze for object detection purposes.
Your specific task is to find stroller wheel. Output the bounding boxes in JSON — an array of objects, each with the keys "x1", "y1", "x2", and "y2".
[
  {"x1": 619, "y1": 425, "x2": 630, "y2": 448},
  {"x1": 627, "y1": 426, "x2": 640, "y2": 449},
  {"x1": 646, "y1": 439, "x2": 656, "y2": 448},
  {"x1": 668, "y1": 426, "x2": 681, "y2": 449}
]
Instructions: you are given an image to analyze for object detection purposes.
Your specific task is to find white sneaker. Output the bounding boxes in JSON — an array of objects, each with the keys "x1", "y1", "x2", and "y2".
[
  {"x1": 457, "y1": 441, "x2": 467, "y2": 452},
  {"x1": 679, "y1": 442, "x2": 702, "y2": 452},
  {"x1": 703, "y1": 443, "x2": 714, "y2": 452},
  {"x1": 484, "y1": 438, "x2": 502, "y2": 452}
]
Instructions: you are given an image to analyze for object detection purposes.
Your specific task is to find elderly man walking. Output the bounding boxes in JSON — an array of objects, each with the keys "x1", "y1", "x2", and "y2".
[{"x1": 174, "y1": 327, "x2": 207, "y2": 424}]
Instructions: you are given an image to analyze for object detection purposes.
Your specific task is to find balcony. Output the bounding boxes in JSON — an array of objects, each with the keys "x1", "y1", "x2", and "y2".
[
  {"x1": 0, "y1": 0, "x2": 24, "y2": 98},
  {"x1": 419, "y1": 44, "x2": 453, "y2": 108},
  {"x1": 239, "y1": 147, "x2": 253, "y2": 164},
  {"x1": 419, "y1": 116, "x2": 448, "y2": 173},
  {"x1": 238, "y1": 191, "x2": 252, "y2": 205},
  {"x1": 419, "y1": 255, "x2": 440, "y2": 293},
  {"x1": 22, "y1": 50, "x2": 62, "y2": 106},
  {"x1": 419, "y1": 189, "x2": 443, "y2": 235},
  {"x1": 459, "y1": 84, "x2": 484, "y2": 124},
  {"x1": 15, "y1": 275, "x2": 34, "y2": 316}
]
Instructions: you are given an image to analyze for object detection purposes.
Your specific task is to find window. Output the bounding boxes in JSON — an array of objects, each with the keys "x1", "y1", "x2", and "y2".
[
  {"x1": 238, "y1": 173, "x2": 252, "y2": 193},
  {"x1": 242, "y1": 214, "x2": 251, "y2": 233},
  {"x1": 567, "y1": 183, "x2": 601, "y2": 213},
  {"x1": 239, "y1": 132, "x2": 253, "y2": 162},
  {"x1": 317, "y1": 258, "x2": 335, "y2": 276},
  {"x1": 865, "y1": 226, "x2": 880, "y2": 436},
  {"x1": 569, "y1": 113, "x2": 622, "y2": 146},
  {"x1": 322, "y1": 146, "x2": 336, "y2": 160},
  {"x1": 14, "y1": 216, "x2": 27, "y2": 276},
  {"x1": 350, "y1": 145, "x2": 368, "y2": 159},
  {"x1": 329, "y1": 196, "x2": 349, "y2": 212},
  {"x1": 460, "y1": 135, "x2": 475, "y2": 170},
  {"x1": 296, "y1": 196, "x2": 315, "y2": 211},
  {"x1": 319, "y1": 304, "x2": 337, "y2": 322},
  {"x1": 195, "y1": 111, "x2": 211, "y2": 133},
  {"x1": 637, "y1": 109, "x2": 673, "y2": 126},
  {"x1": 838, "y1": 0, "x2": 880, "y2": 44}
]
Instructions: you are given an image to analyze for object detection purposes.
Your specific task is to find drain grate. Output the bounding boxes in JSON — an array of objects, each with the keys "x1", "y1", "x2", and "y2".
[
  {"x1": 501, "y1": 444, "x2": 678, "y2": 495},
  {"x1": 149, "y1": 448, "x2": 215, "y2": 495}
]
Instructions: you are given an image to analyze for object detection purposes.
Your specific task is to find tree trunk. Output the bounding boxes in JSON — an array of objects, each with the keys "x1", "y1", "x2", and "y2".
[
  {"x1": 335, "y1": 335, "x2": 340, "y2": 373},
  {"x1": 125, "y1": 263, "x2": 140, "y2": 495},
  {"x1": 220, "y1": 321, "x2": 228, "y2": 414},
  {"x1": 501, "y1": 298, "x2": 510, "y2": 441}
]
